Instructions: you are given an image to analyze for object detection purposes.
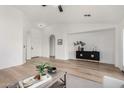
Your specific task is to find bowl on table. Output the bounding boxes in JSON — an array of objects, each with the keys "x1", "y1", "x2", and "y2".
[{"x1": 48, "y1": 67, "x2": 57, "y2": 74}]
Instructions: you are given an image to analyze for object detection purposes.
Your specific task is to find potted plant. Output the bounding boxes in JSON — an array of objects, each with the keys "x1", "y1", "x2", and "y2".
[
  {"x1": 74, "y1": 41, "x2": 86, "y2": 51},
  {"x1": 36, "y1": 63, "x2": 49, "y2": 80}
]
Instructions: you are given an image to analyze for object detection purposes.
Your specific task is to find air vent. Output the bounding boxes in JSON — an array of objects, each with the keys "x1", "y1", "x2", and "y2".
[
  {"x1": 84, "y1": 14, "x2": 91, "y2": 17},
  {"x1": 42, "y1": 5, "x2": 47, "y2": 7}
]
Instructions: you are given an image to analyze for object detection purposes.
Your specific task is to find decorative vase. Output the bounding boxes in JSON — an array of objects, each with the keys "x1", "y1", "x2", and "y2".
[
  {"x1": 81, "y1": 48, "x2": 84, "y2": 51},
  {"x1": 40, "y1": 74, "x2": 47, "y2": 80},
  {"x1": 48, "y1": 67, "x2": 57, "y2": 73},
  {"x1": 78, "y1": 46, "x2": 81, "y2": 51}
]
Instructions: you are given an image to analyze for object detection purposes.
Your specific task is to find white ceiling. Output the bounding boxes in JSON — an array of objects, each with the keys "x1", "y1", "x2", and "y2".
[{"x1": 14, "y1": 5, "x2": 124, "y2": 25}]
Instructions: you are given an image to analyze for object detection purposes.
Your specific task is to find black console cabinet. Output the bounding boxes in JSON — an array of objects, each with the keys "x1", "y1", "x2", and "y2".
[{"x1": 76, "y1": 51, "x2": 100, "y2": 61}]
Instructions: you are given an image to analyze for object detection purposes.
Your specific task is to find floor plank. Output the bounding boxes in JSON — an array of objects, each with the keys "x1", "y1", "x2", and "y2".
[{"x1": 0, "y1": 57, "x2": 124, "y2": 87}]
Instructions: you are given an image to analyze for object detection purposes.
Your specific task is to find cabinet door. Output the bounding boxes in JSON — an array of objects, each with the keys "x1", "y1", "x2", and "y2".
[
  {"x1": 76, "y1": 51, "x2": 82, "y2": 58},
  {"x1": 90, "y1": 52, "x2": 100, "y2": 61}
]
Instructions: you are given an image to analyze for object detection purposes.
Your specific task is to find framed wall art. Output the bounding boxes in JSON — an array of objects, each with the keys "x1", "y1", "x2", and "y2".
[{"x1": 57, "y1": 39, "x2": 63, "y2": 45}]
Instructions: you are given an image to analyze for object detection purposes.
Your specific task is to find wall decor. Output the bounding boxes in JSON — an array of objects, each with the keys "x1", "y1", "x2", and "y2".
[{"x1": 57, "y1": 39, "x2": 63, "y2": 45}]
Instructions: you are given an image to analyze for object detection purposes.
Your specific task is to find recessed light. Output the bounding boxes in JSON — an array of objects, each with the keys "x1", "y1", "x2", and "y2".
[
  {"x1": 42, "y1": 5, "x2": 47, "y2": 7},
  {"x1": 38, "y1": 23, "x2": 46, "y2": 28}
]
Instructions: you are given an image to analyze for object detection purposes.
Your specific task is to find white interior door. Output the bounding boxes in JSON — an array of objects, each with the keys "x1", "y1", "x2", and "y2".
[{"x1": 31, "y1": 29, "x2": 42, "y2": 58}]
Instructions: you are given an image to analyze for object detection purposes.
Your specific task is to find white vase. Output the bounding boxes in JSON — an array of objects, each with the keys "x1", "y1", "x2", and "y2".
[{"x1": 40, "y1": 74, "x2": 47, "y2": 80}]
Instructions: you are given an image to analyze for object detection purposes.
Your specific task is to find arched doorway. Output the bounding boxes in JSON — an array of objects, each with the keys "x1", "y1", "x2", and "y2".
[{"x1": 49, "y1": 35, "x2": 55, "y2": 59}]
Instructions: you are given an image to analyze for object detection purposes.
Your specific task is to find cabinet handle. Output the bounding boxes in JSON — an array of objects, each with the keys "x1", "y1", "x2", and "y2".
[
  {"x1": 80, "y1": 54, "x2": 83, "y2": 56},
  {"x1": 91, "y1": 54, "x2": 94, "y2": 58}
]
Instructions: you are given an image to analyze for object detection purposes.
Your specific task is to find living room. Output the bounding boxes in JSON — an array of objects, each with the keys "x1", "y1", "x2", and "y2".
[{"x1": 0, "y1": 5, "x2": 124, "y2": 88}]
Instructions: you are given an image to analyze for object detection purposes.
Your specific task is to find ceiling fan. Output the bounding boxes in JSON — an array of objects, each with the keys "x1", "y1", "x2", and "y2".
[{"x1": 42, "y1": 5, "x2": 63, "y2": 12}]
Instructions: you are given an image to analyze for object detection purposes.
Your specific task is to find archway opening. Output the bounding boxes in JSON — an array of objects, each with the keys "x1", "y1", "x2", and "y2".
[{"x1": 49, "y1": 35, "x2": 55, "y2": 59}]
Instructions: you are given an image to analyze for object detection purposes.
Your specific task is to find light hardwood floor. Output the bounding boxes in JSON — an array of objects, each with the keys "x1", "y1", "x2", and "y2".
[{"x1": 0, "y1": 57, "x2": 124, "y2": 87}]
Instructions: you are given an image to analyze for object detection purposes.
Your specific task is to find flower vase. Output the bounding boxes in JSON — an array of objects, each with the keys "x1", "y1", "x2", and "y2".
[{"x1": 40, "y1": 73, "x2": 47, "y2": 80}]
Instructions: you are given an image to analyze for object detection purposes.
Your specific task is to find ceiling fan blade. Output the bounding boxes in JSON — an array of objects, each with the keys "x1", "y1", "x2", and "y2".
[{"x1": 58, "y1": 5, "x2": 63, "y2": 12}]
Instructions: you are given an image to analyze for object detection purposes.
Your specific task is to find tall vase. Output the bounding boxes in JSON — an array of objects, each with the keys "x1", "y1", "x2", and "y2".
[
  {"x1": 81, "y1": 47, "x2": 84, "y2": 51},
  {"x1": 78, "y1": 46, "x2": 81, "y2": 51}
]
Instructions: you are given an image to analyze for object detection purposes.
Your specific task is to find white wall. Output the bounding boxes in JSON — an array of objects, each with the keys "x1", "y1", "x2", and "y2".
[
  {"x1": 41, "y1": 24, "x2": 116, "y2": 63},
  {"x1": 67, "y1": 24, "x2": 115, "y2": 34},
  {"x1": 24, "y1": 23, "x2": 122, "y2": 68},
  {"x1": 0, "y1": 6, "x2": 121, "y2": 69},
  {"x1": 123, "y1": 30, "x2": 124, "y2": 67},
  {"x1": 0, "y1": 6, "x2": 24, "y2": 69},
  {"x1": 41, "y1": 25, "x2": 69, "y2": 60},
  {"x1": 10, "y1": 7, "x2": 122, "y2": 69},
  {"x1": 115, "y1": 21, "x2": 124, "y2": 70},
  {"x1": 68, "y1": 29, "x2": 115, "y2": 64}
]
